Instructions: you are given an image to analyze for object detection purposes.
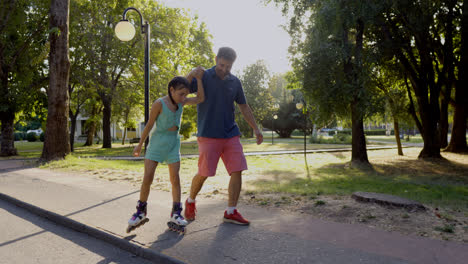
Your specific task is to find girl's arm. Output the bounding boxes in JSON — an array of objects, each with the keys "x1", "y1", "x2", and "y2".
[
  {"x1": 183, "y1": 67, "x2": 205, "y2": 106},
  {"x1": 133, "y1": 99, "x2": 162, "y2": 157}
]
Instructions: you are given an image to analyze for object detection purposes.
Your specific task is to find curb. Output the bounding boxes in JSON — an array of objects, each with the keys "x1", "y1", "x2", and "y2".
[{"x1": 0, "y1": 192, "x2": 185, "y2": 264}]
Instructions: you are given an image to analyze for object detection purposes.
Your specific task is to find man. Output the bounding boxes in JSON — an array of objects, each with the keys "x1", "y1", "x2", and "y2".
[{"x1": 185, "y1": 47, "x2": 263, "y2": 225}]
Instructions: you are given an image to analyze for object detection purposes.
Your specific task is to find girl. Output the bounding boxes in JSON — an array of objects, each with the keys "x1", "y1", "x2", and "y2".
[{"x1": 127, "y1": 68, "x2": 204, "y2": 234}]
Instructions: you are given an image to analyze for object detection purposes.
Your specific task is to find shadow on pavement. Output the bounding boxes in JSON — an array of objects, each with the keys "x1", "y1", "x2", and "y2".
[{"x1": 0, "y1": 200, "x2": 146, "y2": 264}]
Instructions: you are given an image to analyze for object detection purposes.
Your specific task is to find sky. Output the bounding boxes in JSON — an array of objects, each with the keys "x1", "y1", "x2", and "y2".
[{"x1": 159, "y1": 0, "x2": 292, "y2": 75}]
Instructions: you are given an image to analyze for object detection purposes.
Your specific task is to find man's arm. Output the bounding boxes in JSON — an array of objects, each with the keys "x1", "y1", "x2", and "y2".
[
  {"x1": 186, "y1": 66, "x2": 204, "y2": 94},
  {"x1": 238, "y1": 103, "x2": 263, "y2": 145}
]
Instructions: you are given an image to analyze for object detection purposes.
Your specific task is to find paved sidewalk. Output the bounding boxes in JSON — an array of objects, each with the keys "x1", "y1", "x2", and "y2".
[{"x1": 1, "y1": 160, "x2": 467, "y2": 264}]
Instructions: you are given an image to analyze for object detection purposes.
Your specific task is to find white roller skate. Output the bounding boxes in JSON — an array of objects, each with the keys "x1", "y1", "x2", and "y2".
[
  {"x1": 167, "y1": 204, "x2": 187, "y2": 234},
  {"x1": 126, "y1": 200, "x2": 149, "y2": 233}
]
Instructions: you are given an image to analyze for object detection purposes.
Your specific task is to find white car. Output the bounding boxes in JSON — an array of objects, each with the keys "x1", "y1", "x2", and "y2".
[{"x1": 27, "y1": 129, "x2": 43, "y2": 136}]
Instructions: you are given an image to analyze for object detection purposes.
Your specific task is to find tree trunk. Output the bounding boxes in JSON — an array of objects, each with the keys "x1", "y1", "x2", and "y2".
[
  {"x1": 439, "y1": 0, "x2": 455, "y2": 150},
  {"x1": 69, "y1": 112, "x2": 77, "y2": 152},
  {"x1": 0, "y1": 111, "x2": 18, "y2": 156},
  {"x1": 446, "y1": 100, "x2": 468, "y2": 152},
  {"x1": 84, "y1": 120, "x2": 96, "y2": 146},
  {"x1": 438, "y1": 96, "x2": 449, "y2": 149},
  {"x1": 349, "y1": 18, "x2": 368, "y2": 164},
  {"x1": 393, "y1": 118, "x2": 403, "y2": 156},
  {"x1": 41, "y1": 0, "x2": 70, "y2": 161},
  {"x1": 102, "y1": 97, "x2": 112, "y2": 148},
  {"x1": 351, "y1": 101, "x2": 369, "y2": 163},
  {"x1": 122, "y1": 127, "x2": 127, "y2": 145},
  {"x1": 418, "y1": 102, "x2": 442, "y2": 158},
  {"x1": 446, "y1": 0, "x2": 468, "y2": 153}
]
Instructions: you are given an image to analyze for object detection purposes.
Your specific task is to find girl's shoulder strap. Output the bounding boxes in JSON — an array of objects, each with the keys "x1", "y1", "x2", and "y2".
[{"x1": 159, "y1": 97, "x2": 169, "y2": 108}]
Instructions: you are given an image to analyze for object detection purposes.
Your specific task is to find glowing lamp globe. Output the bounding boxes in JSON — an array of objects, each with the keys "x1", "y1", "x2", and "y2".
[{"x1": 115, "y1": 20, "x2": 136, "y2": 41}]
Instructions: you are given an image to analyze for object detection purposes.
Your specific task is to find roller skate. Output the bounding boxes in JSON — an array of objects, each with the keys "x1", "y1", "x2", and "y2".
[
  {"x1": 126, "y1": 200, "x2": 149, "y2": 233},
  {"x1": 167, "y1": 203, "x2": 187, "y2": 234}
]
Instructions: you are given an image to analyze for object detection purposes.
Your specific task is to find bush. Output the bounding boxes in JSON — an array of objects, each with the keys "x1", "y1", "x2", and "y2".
[
  {"x1": 14, "y1": 132, "x2": 24, "y2": 141},
  {"x1": 337, "y1": 130, "x2": 352, "y2": 135},
  {"x1": 333, "y1": 133, "x2": 352, "y2": 144},
  {"x1": 309, "y1": 133, "x2": 352, "y2": 144},
  {"x1": 27, "y1": 132, "x2": 38, "y2": 142},
  {"x1": 40, "y1": 132, "x2": 45, "y2": 142},
  {"x1": 309, "y1": 134, "x2": 325, "y2": 143},
  {"x1": 364, "y1": 129, "x2": 386, "y2": 136}
]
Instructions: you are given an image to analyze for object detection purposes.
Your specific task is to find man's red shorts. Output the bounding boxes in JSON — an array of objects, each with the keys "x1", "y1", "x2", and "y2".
[{"x1": 197, "y1": 136, "x2": 247, "y2": 176}]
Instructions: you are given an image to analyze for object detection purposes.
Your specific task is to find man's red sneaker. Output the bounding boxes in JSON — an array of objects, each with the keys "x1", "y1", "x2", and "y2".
[
  {"x1": 223, "y1": 209, "x2": 250, "y2": 225},
  {"x1": 184, "y1": 199, "x2": 196, "y2": 221}
]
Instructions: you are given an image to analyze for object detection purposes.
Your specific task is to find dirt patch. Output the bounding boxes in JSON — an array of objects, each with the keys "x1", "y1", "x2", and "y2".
[{"x1": 241, "y1": 192, "x2": 468, "y2": 243}]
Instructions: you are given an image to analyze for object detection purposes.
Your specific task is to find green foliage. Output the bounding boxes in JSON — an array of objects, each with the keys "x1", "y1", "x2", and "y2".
[
  {"x1": 14, "y1": 132, "x2": 25, "y2": 141},
  {"x1": 309, "y1": 133, "x2": 352, "y2": 144},
  {"x1": 364, "y1": 129, "x2": 387, "y2": 136},
  {"x1": 179, "y1": 117, "x2": 195, "y2": 140},
  {"x1": 40, "y1": 132, "x2": 45, "y2": 142},
  {"x1": 26, "y1": 132, "x2": 39, "y2": 142},
  {"x1": 238, "y1": 60, "x2": 274, "y2": 137},
  {"x1": 0, "y1": 0, "x2": 49, "y2": 155},
  {"x1": 67, "y1": 0, "x2": 215, "y2": 145}
]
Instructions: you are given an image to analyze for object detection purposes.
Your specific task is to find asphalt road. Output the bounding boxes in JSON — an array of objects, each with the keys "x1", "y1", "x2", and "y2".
[{"x1": 0, "y1": 199, "x2": 154, "y2": 264}]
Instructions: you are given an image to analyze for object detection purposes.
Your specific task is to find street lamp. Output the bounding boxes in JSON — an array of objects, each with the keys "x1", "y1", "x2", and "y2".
[
  {"x1": 272, "y1": 114, "x2": 278, "y2": 144},
  {"x1": 296, "y1": 102, "x2": 306, "y2": 158},
  {"x1": 115, "y1": 7, "x2": 150, "y2": 150}
]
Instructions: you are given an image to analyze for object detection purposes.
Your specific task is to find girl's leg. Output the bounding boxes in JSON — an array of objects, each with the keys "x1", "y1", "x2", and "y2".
[
  {"x1": 139, "y1": 159, "x2": 158, "y2": 202},
  {"x1": 168, "y1": 161, "x2": 181, "y2": 203}
]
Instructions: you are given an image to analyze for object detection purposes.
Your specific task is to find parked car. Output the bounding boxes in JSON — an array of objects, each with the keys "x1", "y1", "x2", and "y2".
[{"x1": 26, "y1": 128, "x2": 43, "y2": 136}]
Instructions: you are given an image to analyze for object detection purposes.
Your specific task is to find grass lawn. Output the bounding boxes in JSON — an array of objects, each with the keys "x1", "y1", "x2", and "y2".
[
  {"x1": 6, "y1": 137, "x2": 354, "y2": 159},
  {"x1": 41, "y1": 147, "x2": 468, "y2": 210}
]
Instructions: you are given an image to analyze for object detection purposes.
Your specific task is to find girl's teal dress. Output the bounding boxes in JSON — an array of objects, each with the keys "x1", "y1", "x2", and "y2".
[{"x1": 145, "y1": 99, "x2": 183, "y2": 164}]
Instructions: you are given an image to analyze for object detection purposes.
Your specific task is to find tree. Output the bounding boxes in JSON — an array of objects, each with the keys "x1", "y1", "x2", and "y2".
[
  {"x1": 238, "y1": 60, "x2": 274, "y2": 137},
  {"x1": 373, "y1": 0, "x2": 459, "y2": 158},
  {"x1": 270, "y1": 0, "x2": 378, "y2": 164},
  {"x1": 69, "y1": 1, "x2": 214, "y2": 148},
  {"x1": 0, "y1": 0, "x2": 48, "y2": 156},
  {"x1": 113, "y1": 78, "x2": 141, "y2": 144},
  {"x1": 372, "y1": 62, "x2": 410, "y2": 155},
  {"x1": 41, "y1": 0, "x2": 71, "y2": 161},
  {"x1": 447, "y1": 0, "x2": 468, "y2": 153},
  {"x1": 261, "y1": 87, "x2": 309, "y2": 138}
]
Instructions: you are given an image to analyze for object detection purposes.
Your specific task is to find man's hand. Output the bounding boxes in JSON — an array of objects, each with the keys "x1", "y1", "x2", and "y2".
[
  {"x1": 254, "y1": 129, "x2": 263, "y2": 145},
  {"x1": 194, "y1": 66, "x2": 205, "y2": 79},
  {"x1": 189, "y1": 66, "x2": 204, "y2": 81},
  {"x1": 133, "y1": 144, "x2": 142, "y2": 157}
]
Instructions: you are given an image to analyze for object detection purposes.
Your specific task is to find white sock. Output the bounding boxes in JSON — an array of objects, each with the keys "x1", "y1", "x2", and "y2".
[
  {"x1": 187, "y1": 197, "x2": 195, "y2": 203},
  {"x1": 226, "y1": 207, "x2": 236, "y2": 215}
]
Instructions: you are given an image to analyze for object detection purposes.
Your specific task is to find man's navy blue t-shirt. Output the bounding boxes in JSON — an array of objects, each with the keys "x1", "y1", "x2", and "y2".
[{"x1": 190, "y1": 66, "x2": 246, "y2": 138}]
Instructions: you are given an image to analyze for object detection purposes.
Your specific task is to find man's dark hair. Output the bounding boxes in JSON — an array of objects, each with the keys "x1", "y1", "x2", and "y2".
[{"x1": 217, "y1": 47, "x2": 237, "y2": 62}]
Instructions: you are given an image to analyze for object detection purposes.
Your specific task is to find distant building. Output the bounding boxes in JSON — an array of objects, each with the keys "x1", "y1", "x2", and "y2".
[{"x1": 70, "y1": 114, "x2": 143, "y2": 141}]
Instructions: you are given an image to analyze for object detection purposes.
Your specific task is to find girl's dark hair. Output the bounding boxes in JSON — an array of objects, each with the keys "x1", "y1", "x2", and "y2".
[{"x1": 167, "y1": 76, "x2": 190, "y2": 110}]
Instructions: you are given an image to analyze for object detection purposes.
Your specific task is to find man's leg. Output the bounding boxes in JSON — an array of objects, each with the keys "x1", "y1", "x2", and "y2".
[
  {"x1": 189, "y1": 173, "x2": 208, "y2": 200},
  {"x1": 185, "y1": 173, "x2": 208, "y2": 221},
  {"x1": 228, "y1": 171, "x2": 242, "y2": 207}
]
